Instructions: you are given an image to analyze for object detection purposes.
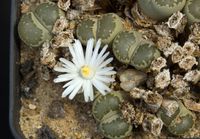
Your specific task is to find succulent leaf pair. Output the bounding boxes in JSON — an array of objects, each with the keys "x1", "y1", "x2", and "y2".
[
  {"x1": 137, "y1": 0, "x2": 186, "y2": 21},
  {"x1": 76, "y1": 13, "x2": 124, "y2": 46},
  {"x1": 137, "y1": 0, "x2": 200, "y2": 25},
  {"x1": 184, "y1": 0, "x2": 200, "y2": 25},
  {"x1": 92, "y1": 91, "x2": 132, "y2": 139},
  {"x1": 18, "y1": 2, "x2": 64, "y2": 47},
  {"x1": 113, "y1": 30, "x2": 160, "y2": 70},
  {"x1": 157, "y1": 99, "x2": 195, "y2": 135}
]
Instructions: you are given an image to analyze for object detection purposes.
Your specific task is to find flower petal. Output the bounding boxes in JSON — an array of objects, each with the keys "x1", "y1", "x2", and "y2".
[
  {"x1": 85, "y1": 38, "x2": 94, "y2": 65},
  {"x1": 97, "y1": 70, "x2": 116, "y2": 76},
  {"x1": 88, "y1": 81, "x2": 94, "y2": 101},
  {"x1": 95, "y1": 75, "x2": 115, "y2": 83},
  {"x1": 98, "y1": 57, "x2": 113, "y2": 69},
  {"x1": 90, "y1": 39, "x2": 101, "y2": 65},
  {"x1": 54, "y1": 73, "x2": 76, "y2": 83},
  {"x1": 59, "y1": 58, "x2": 77, "y2": 70},
  {"x1": 83, "y1": 80, "x2": 94, "y2": 102},
  {"x1": 96, "y1": 67, "x2": 115, "y2": 74},
  {"x1": 57, "y1": 73, "x2": 77, "y2": 80},
  {"x1": 92, "y1": 78, "x2": 111, "y2": 95},
  {"x1": 94, "y1": 45, "x2": 108, "y2": 66},
  {"x1": 62, "y1": 77, "x2": 81, "y2": 88},
  {"x1": 69, "y1": 45, "x2": 80, "y2": 67},
  {"x1": 69, "y1": 45, "x2": 76, "y2": 59},
  {"x1": 82, "y1": 80, "x2": 90, "y2": 102},
  {"x1": 54, "y1": 67, "x2": 69, "y2": 73},
  {"x1": 73, "y1": 40, "x2": 85, "y2": 65},
  {"x1": 69, "y1": 79, "x2": 83, "y2": 100},
  {"x1": 61, "y1": 65, "x2": 77, "y2": 73},
  {"x1": 61, "y1": 79, "x2": 80, "y2": 97},
  {"x1": 95, "y1": 52, "x2": 110, "y2": 67}
]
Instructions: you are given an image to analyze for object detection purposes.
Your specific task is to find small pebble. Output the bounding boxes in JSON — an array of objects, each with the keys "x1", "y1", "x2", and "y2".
[{"x1": 28, "y1": 104, "x2": 36, "y2": 110}]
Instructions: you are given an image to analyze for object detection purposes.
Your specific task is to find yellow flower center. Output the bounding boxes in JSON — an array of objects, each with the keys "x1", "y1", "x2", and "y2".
[{"x1": 80, "y1": 65, "x2": 94, "y2": 79}]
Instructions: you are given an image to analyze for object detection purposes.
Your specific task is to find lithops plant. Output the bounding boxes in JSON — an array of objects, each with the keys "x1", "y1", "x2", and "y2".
[
  {"x1": 18, "y1": 2, "x2": 65, "y2": 47},
  {"x1": 167, "y1": 101, "x2": 196, "y2": 136},
  {"x1": 137, "y1": 0, "x2": 186, "y2": 21},
  {"x1": 157, "y1": 99, "x2": 196, "y2": 136},
  {"x1": 112, "y1": 30, "x2": 160, "y2": 70},
  {"x1": 184, "y1": 0, "x2": 200, "y2": 25},
  {"x1": 76, "y1": 13, "x2": 124, "y2": 45},
  {"x1": 92, "y1": 91, "x2": 132, "y2": 139}
]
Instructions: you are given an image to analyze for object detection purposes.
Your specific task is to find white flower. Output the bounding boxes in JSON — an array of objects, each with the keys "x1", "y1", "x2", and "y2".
[{"x1": 54, "y1": 38, "x2": 116, "y2": 102}]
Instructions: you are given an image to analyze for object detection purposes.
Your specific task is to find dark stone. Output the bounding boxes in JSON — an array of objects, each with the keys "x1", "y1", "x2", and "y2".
[
  {"x1": 21, "y1": 72, "x2": 37, "y2": 99},
  {"x1": 40, "y1": 65, "x2": 51, "y2": 81},
  {"x1": 36, "y1": 125, "x2": 58, "y2": 139},
  {"x1": 48, "y1": 100, "x2": 65, "y2": 119},
  {"x1": 191, "y1": 82, "x2": 200, "y2": 94},
  {"x1": 20, "y1": 60, "x2": 34, "y2": 77}
]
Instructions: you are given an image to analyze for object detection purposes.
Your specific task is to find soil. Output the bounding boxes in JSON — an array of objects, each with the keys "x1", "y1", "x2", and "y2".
[
  {"x1": 19, "y1": 44, "x2": 103, "y2": 139},
  {"x1": 18, "y1": 37, "x2": 200, "y2": 139}
]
